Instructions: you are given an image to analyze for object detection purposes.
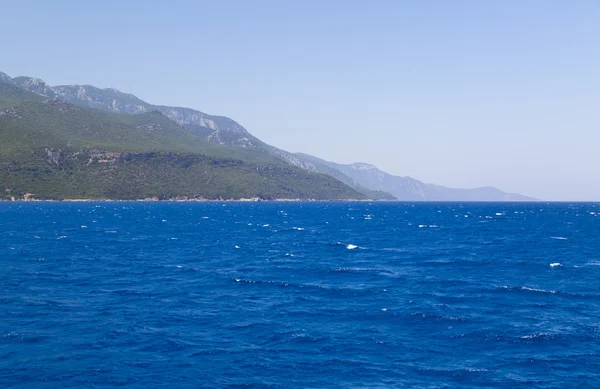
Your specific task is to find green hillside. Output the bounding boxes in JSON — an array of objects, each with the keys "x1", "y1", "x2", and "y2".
[{"x1": 0, "y1": 84, "x2": 365, "y2": 200}]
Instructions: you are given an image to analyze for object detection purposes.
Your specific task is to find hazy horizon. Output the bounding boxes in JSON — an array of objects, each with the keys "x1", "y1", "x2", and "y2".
[{"x1": 2, "y1": 0, "x2": 599, "y2": 201}]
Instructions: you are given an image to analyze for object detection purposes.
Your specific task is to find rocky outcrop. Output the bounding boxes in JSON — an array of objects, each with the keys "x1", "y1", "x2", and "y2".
[
  {"x1": 0, "y1": 72, "x2": 17, "y2": 86},
  {"x1": 13, "y1": 77, "x2": 57, "y2": 97}
]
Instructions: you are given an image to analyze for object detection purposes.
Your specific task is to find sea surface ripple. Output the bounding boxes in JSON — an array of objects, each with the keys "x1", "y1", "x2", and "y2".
[{"x1": 1, "y1": 202, "x2": 600, "y2": 388}]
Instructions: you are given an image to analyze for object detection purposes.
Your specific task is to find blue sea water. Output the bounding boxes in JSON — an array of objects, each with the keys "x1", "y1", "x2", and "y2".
[{"x1": 1, "y1": 202, "x2": 600, "y2": 388}]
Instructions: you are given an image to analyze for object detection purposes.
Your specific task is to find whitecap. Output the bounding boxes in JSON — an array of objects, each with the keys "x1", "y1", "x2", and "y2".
[
  {"x1": 520, "y1": 286, "x2": 557, "y2": 294},
  {"x1": 551, "y1": 237, "x2": 568, "y2": 240},
  {"x1": 549, "y1": 263, "x2": 563, "y2": 267},
  {"x1": 262, "y1": 224, "x2": 270, "y2": 227},
  {"x1": 57, "y1": 236, "x2": 67, "y2": 239},
  {"x1": 235, "y1": 245, "x2": 240, "y2": 249},
  {"x1": 346, "y1": 244, "x2": 358, "y2": 250},
  {"x1": 81, "y1": 225, "x2": 87, "y2": 228},
  {"x1": 521, "y1": 332, "x2": 551, "y2": 339}
]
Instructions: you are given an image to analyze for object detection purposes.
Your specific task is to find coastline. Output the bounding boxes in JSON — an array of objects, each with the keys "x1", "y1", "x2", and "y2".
[{"x1": 0, "y1": 197, "x2": 373, "y2": 203}]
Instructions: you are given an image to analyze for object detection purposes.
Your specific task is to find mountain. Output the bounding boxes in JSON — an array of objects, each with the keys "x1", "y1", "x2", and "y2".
[
  {"x1": 0, "y1": 81, "x2": 365, "y2": 200},
  {"x1": 11, "y1": 76, "x2": 265, "y2": 148},
  {"x1": 0, "y1": 72, "x2": 17, "y2": 87},
  {"x1": 295, "y1": 153, "x2": 537, "y2": 201},
  {"x1": 7, "y1": 73, "x2": 399, "y2": 199},
  {"x1": 290, "y1": 153, "x2": 397, "y2": 200},
  {"x1": 3, "y1": 71, "x2": 536, "y2": 201}
]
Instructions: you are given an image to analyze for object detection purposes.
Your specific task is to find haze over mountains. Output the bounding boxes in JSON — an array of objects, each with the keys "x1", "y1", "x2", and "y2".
[
  {"x1": 296, "y1": 154, "x2": 533, "y2": 201},
  {"x1": 0, "y1": 71, "x2": 536, "y2": 201}
]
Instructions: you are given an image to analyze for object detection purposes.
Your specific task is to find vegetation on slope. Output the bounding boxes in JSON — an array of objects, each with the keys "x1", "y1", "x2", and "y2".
[{"x1": 0, "y1": 84, "x2": 365, "y2": 200}]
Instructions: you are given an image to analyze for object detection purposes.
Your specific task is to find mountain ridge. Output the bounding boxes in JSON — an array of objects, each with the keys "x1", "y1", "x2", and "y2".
[
  {"x1": 11, "y1": 75, "x2": 258, "y2": 146},
  {"x1": 2, "y1": 71, "x2": 536, "y2": 201},
  {"x1": 295, "y1": 153, "x2": 537, "y2": 201},
  {"x1": 0, "y1": 81, "x2": 365, "y2": 201}
]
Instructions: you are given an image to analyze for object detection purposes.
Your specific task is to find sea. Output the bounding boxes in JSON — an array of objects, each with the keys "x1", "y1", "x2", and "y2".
[{"x1": 1, "y1": 202, "x2": 599, "y2": 388}]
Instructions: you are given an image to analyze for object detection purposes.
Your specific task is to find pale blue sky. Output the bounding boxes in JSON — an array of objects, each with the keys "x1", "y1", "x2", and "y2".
[{"x1": 2, "y1": 0, "x2": 599, "y2": 200}]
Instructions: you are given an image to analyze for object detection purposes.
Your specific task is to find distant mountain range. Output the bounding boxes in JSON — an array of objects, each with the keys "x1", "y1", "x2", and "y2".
[
  {"x1": 296, "y1": 153, "x2": 534, "y2": 201},
  {"x1": 0, "y1": 71, "x2": 536, "y2": 201}
]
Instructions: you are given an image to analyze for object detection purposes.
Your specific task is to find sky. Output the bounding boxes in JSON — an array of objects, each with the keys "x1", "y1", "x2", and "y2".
[{"x1": 1, "y1": 0, "x2": 599, "y2": 200}]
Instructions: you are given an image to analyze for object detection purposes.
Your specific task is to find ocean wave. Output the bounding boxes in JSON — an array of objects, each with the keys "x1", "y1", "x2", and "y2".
[
  {"x1": 3, "y1": 331, "x2": 46, "y2": 343},
  {"x1": 330, "y1": 267, "x2": 382, "y2": 273},
  {"x1": 518, "y1": 332, "x2": 597, "y2": 343},
  {"x1": 328, "y1": 267, "x2": 400, "y2": 278},
  {"x1": 233, "y1": 277, "x2": 382, "y2": 294},
  {"x1": 413, "y1": 366, "x2": 490, "y2": 377},
  {"x1": 502, "y1": 285, "x2": 557, "y2": 294},
  {"x1": 410, "y1": 312, "x2": 469, "y2": 323},
  {"x1": 500, "y1": 285, "x2": 600, "y2": 300}
]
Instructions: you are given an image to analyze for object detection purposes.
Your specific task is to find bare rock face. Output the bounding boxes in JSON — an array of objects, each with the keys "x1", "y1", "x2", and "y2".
[
  {"x1": 87, "y1": 151, "x2": 122, "y2": 164},
  {"x1": 136, "y1": 124, "x2": 162, "y2": 132},
  {"x1": 0, "y1": 72, "x2": 17, "y2": 86},
  {"x1": 45, "y1": 148, "x2": 62, "y2": 167},
  {"x1": 0, "y1": 107, "x2": 22, "y2": 120},
  {"x1": 12, "y1": 77, "x2": 57, "y2": 97}
]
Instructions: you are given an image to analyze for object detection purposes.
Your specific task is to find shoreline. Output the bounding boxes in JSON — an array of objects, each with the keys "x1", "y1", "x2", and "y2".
[
  {"x1": 0, "y1": 198, "x2": 373, "y2": 203},
  {"x1": 0, "y1": 198, "x2": 575, "y2": 203}
]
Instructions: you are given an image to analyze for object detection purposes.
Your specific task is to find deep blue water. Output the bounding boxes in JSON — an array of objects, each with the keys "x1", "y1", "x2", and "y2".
[{"x1": 1, "y1": 202, "x2": 600, "y2": 388}]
